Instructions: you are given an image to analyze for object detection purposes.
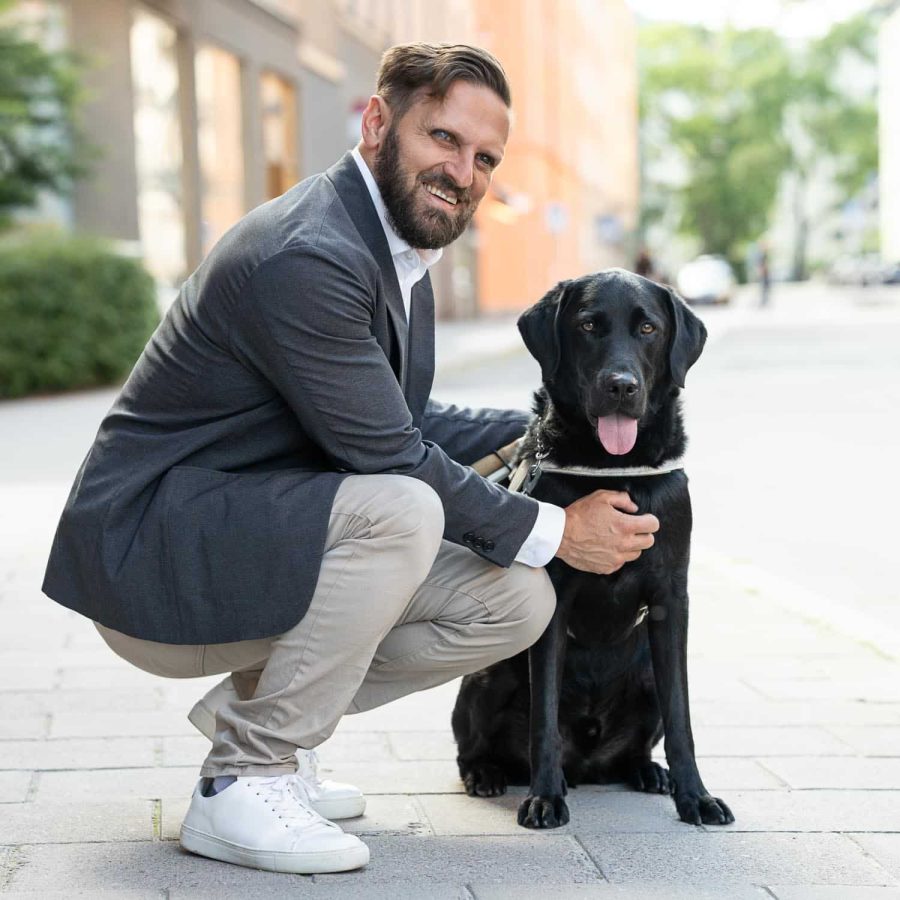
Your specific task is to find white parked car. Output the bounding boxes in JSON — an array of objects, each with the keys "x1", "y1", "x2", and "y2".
[{"x1": 675, "y1": 255, "x2": 736, "y2": 305}]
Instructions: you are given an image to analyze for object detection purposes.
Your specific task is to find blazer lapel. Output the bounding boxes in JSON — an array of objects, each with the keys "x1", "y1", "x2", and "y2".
[
  {"x1": 407, "y1": 272, "x2": 435, "y2": 425},
  {"x1": 325, "y1": 153, "x2": 408, "y2": 386}
]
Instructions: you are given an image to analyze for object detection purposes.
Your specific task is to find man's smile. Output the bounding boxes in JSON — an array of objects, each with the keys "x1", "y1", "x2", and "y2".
[{"x1": 424, "y1": 183, "x2": 459, "y2": 206}]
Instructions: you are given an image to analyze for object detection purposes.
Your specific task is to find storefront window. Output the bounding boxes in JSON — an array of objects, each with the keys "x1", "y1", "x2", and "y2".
[
  {"x1": 260, "y1": 72, "x2": 299, "y2": 199},
  {"x1": 130, "y1": 8, "x2": 186, "y2": 285},
  {"x1": 196, "y1": 44, "x2": 245, "y2": 258}
]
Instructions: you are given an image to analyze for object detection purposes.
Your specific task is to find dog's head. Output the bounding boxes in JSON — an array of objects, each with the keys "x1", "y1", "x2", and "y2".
[{"x1": 517, "y1": 269, "x2": 707, "y2": 455}]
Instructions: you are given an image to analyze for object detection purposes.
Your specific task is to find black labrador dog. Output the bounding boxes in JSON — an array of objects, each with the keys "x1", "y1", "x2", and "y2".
[{"x1": 452, "y1": 269, "x2": 734, "y2": 829}]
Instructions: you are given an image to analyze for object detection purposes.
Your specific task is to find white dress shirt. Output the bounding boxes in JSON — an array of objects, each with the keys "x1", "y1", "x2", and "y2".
[{"x1": 350, "y1": 147, "x2": 565, "y2": 567}]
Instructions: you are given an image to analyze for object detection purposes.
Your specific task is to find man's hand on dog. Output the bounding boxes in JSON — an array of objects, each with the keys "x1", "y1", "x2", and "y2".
[{"x1": 557, "y1": 490, "x2": 659, "y2": 574}]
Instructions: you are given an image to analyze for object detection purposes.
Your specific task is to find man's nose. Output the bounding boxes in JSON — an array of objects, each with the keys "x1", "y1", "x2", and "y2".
[{"x1": 443, "y1": 152, "x2": 474, "y2": 190}]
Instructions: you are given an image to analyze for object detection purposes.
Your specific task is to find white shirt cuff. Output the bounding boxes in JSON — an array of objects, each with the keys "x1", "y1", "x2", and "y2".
[{"x1": 514, "y1": 501, "x2": 566, "y2": 567}]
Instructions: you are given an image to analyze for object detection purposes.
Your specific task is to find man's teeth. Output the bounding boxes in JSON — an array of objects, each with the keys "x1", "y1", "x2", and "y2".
[{"x1": 425, "y1": 185, "x2": 457, "y2": 205}]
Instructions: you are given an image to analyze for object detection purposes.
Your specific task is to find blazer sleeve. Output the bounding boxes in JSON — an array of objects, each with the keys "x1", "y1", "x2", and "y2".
[
  {"x1": 228, "y1": 245, "x2": 539, "y2": 566},
  {"x1": 421, "y1": 399, "x2": 529, "y2": 466}
]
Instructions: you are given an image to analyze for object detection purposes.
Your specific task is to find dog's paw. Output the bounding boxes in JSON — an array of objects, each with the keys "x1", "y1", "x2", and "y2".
[
  {"x1": 675, "y1": 791, "x2": 735, "y2": 826},
  {"x1": 517, "y1": 794, "x2": 570, "y2": 829},
  {"x1": 628, "y1": 761, "x2": 672, "y2": 795},
  {"x1": 463, "y1": 762, "x2": 508, "y2": 797}
]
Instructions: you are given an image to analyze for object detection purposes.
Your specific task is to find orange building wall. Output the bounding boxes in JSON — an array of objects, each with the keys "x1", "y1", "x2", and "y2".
[{"x1": 474, "y1": 0, "x2": 638, "y2": 312}]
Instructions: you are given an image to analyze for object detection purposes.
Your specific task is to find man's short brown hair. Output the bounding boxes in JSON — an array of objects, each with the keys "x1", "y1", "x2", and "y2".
[{"x1": 375, "y1": 43, "x2": 511, "y2": 122}]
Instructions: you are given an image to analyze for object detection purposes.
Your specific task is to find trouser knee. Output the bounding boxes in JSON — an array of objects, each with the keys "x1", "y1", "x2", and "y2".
[
  {"x1": 379, "y1": 476, "x2": 445, "y2": 587},
  {"x1": 502, "y1": 564, "x2": 557, "y2": 653}
]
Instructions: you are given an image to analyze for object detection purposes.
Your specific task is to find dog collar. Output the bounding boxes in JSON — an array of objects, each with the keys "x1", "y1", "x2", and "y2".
[{"x1": 508, "y1": 456, "x2": 684, "y2": 495}]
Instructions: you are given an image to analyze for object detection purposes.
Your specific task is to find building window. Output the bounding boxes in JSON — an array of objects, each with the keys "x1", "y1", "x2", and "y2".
[
  {"x1": 260, "y1": 72, "x2": 299, "y2": 199},
  {"x1": 130, "y1": 7, "x2": 185, "y2": 285},
  {"x1": 195, "y1": 44, "x2": 245, "y2": 258}
]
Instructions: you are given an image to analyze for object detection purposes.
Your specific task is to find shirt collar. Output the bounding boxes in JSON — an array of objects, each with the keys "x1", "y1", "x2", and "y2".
[{"x1": 351, "y1": 146, "x2": 442, "y2": 270}]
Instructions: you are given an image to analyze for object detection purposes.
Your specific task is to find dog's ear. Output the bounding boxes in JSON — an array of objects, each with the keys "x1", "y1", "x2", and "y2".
[
  {"x1": 517, "y1": 280, "x2": 572, "y2": 383},
  {"x1": 663, "y1": 286, "x2": 707, "y2": 388}
]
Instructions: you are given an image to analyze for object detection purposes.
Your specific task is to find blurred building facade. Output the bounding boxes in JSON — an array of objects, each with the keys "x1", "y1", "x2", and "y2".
[
  {"x1": 18, "y1": 0, "x2": 638, "y2": 316},
  {"x1": 880, "y1": 3, "x2": 900, "y2": 262}
]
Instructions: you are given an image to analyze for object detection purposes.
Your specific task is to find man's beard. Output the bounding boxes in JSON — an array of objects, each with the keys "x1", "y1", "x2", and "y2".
[{"x1": 373, "y1": 125, "x2": 476, "y2": 250}]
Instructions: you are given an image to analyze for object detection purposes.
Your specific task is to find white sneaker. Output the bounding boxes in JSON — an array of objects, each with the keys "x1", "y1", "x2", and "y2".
[
  {"x1": 188, "y1": 676, "x2": 366, "y2": 820},
  {"x1": 180, "y1": 774, "x2": 369, "y2": 874}
]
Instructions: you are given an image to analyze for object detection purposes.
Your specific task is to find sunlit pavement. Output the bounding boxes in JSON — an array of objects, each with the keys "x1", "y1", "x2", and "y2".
[{"x1": 1, "y1": 281, "x2": 899, "y2": 897}]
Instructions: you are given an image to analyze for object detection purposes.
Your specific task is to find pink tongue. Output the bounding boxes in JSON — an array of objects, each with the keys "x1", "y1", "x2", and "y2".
[{"x1": 597, "y1": 414, "x2": 638, "y2": 455}]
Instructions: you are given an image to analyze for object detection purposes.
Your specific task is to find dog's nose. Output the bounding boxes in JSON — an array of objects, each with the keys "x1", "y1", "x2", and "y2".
[{"x1": 603, "y1": 372, "x2": 639, "y2": 398}]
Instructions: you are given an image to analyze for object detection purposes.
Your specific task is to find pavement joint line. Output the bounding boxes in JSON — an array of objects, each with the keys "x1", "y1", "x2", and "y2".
[
  {"x1": 571, "y1": 833, "x2": 609, "y2": 882},
  {"x1": 846, "y1": 832, "x2": 900, "y2": 885}
]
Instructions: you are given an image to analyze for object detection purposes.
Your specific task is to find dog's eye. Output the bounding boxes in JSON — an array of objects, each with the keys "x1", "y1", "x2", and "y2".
[
  {"x1": 640, "y1": 322, "x2": 656, "y2": 335},
  {"x1": 580, "y1": 321, "x2": 595, "y2": 332}
]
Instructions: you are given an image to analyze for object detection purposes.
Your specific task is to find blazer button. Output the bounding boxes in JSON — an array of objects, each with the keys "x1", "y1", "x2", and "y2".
[
  {"x1": 483, "y1": 540, "x2": 495, "y2": 552},
  {"x1": 474, "y1": 537, "x2": 485, "y2": 549},
  {"x1": 463, "y1": 532, "x2": 475, "y2": 544}
]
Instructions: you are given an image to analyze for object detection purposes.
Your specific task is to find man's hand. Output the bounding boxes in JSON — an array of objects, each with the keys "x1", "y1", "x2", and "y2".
[{"x1": 556, "y1": 490, "x2": 659, "y2": 574}]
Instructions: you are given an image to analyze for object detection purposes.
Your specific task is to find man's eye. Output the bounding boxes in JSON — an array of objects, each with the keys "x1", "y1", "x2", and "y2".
[
  {"x1": 640, "y1": 322, "x2": 655, "y2": 334},
  {"x1": 580, "y1": 321, "x2": 595, "y2": 333},
  {"x1": 477, "y1": 154, "x2": 496, "y2": 169},
  {"x1": 432, "y1": 129, "x2": 452, "y2": 141}
]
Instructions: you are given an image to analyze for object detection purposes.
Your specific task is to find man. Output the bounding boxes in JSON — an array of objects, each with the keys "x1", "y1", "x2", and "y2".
[{"x1": 43, "y1": 43, "x2": 658, "y2": 874}]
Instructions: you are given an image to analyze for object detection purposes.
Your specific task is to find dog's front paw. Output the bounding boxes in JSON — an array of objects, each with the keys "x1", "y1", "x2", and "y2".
[
  {"x1": 517, "y1": 794, "x2": 570, "y2": 829},
  {"x1": 462, "y1": 762, "x2": 508, "y2": 797},
  {"x1": 675, "y1": 791, "x2": 734, "y2": 826}
]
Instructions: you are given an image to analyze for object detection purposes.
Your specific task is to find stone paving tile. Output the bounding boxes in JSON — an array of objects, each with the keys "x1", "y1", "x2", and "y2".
[
  {"x1": 761, "y1": 757, "x2": 900, "y2": 789},
  {"x1": 4, "y1": 841, "x2": 311, "y2": 894},
  {"x1": 580, "y1": 832, "x2": 893, "y2": 885},
  {"x1": 0, "y1": 717, "x2": 45, "y2": 740},
  {"x1": 0, "y1": 800, "x2": 154, "y2": 843},
  {"x1": 0, "y1": 667, "x2": 56, "y2": 691},
  {"x1": 691, "y1": 725, "x2": 855, "y2": 757},
  {"x1": 0, "y1": 688, "x2": 162, "y2": 716},
  {"x1": 692, "y1": 700, "x2": 900, "y2": 727},
  {"x1": 389, "y1": 730, "x2": 456, "y2": 760},
  {"x1": 711, "y1": 790, "x2": 900, "y2": 832},
  {"x1": 49, "y1": 710, "x2": 196, "y2": 738},
  {"x1": 770, "y1": 886, "x2": 900, "y2": 900},
  {"x1": 317, "y1": 759, "x2": 465, "y2": 794},
  {"x1": 0, "y1": 737, "x2": 157, "y2": 770},
  {"x1": 34, "y1": 766, "x2": 198, "y2": 802},
  {"x1": 826, "y1": 726, "x2": 900, "y2": 755},
  {"x1": 325, "y1": 834, "x2": 603, "y2": 885},
  {"x1": 851, "y1": 835, "x2": 900, "y2": 880},
  {"x1": 57, "y1": 666, "x2": 162, "y2": 690},
  {"x1": 160, "y1": 793, "x2": 433, "y2": 841},
  {"x1": 0, "y1": 770, "x2": 32, "y2": 803},
  {"x1": 472, "y1": 885, "x2": 771, "y2": 900},
  {"x1": 746, "y1": 678, "x2": 900, "y2": 703},
  {"x1": 170, "y1": 885, "x2": 469, "y2": 899},
  {"x1": 688, "y1": 757, "x2": 787, "y2": 790},
  {"x1": 419, "y1": 789, "x2": 686, "y2": 835}
]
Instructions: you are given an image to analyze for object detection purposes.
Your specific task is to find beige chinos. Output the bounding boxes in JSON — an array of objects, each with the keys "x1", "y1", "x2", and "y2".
[{"x1": 96, "y1": 474, "x2": 556, "y2": 776}]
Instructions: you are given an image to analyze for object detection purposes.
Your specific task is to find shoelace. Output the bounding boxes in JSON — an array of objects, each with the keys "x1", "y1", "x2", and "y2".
[{"x1": 252, "y1": 775, "x2": 336, "y2": 832}]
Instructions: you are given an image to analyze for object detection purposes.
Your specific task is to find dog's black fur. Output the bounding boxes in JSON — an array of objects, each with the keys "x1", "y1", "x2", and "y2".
[{"x1": 452, "y1": 269, "x2": 734, "y2": 829}]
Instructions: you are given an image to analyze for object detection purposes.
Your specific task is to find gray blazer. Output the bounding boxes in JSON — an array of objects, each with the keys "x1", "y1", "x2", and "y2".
[{"x1": 42, "y1": 153, "x2": 540, "y2": 645}]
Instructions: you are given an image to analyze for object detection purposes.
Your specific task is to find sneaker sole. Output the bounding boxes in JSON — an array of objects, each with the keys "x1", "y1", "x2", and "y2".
[{"x1": 180, "y1": 824, "x2": 369, "y2": 874}]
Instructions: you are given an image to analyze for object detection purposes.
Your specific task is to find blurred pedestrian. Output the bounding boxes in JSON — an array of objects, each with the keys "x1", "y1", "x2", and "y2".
[
  {"x1": 634, "y1": 246, "x2": 656, "y2": 279},
  {"x1": 758, "y1": 241, "x2": 771, "y2": 307}
]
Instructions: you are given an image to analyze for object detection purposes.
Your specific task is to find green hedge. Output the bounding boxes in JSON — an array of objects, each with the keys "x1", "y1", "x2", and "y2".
[{"x1": 0, "y1": 235, "x2": 160, "y2": 399}]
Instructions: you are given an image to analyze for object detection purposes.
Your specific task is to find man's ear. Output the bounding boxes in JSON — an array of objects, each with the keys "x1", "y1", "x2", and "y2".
[
  {"x1": 662, "y1": 286, "x2": 707, "y2": 388},
  {"x1": 517, "y1": 280, "x2": 572, "y2": 384}
]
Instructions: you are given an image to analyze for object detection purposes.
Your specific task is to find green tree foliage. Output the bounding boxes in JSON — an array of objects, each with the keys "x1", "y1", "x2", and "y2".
[
  {"x1": 639, "y1": 14, "x2": 880, "y2": 279},
  {"x1": 0, "y1": 0, "x2": 89, "y2": 227},
  {"x1": 640, "y1": 24, "x2": 793, "y2": 275}
]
